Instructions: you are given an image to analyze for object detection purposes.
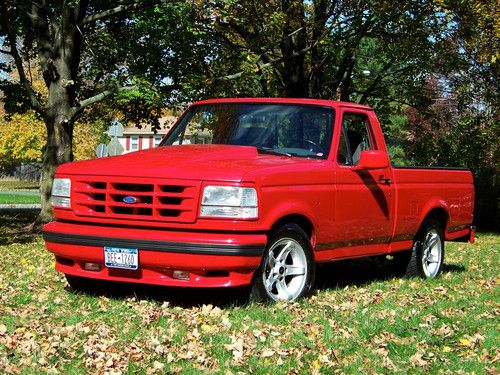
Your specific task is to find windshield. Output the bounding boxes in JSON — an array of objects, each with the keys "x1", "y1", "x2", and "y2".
[{"x1": 161, "y1": 103, "x2": 335, "y2": 159}]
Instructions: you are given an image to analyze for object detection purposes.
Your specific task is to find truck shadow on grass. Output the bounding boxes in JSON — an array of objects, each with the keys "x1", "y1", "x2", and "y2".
[
  {"x1": 67, "y1": 257, "x2": 466, "y2": 308},
  {"x1": 315, "y1": 257, "x2": 466, "y2": 290},
  {"x1": 0, "y1": 211, "x2": 39, "y2": 245}
]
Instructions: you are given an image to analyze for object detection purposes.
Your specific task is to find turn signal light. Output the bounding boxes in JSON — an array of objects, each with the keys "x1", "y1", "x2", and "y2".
[
  {"x1": 172, "y1": 270, "x2": 189, "y2": 280},
  {"x1": 84, "y1": 262, "x2": 101, "y2": 271}
]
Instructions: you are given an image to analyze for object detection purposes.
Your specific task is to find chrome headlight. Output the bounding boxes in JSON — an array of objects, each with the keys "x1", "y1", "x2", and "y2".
[
  {"x1": 200, "y1": 186, "x2": 258, "y2": 219},
  {"x1": 51, "y1": 178, "x2": 71, "y2": 208}
]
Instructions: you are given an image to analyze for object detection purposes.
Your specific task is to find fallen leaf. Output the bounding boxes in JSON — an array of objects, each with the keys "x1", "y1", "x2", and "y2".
[
  {"x1": 153, "y1": 361, "x2": 164, "y2": 371},
  {"x1": 410, "y1": 352, "x2": 428, "y2": 367}
]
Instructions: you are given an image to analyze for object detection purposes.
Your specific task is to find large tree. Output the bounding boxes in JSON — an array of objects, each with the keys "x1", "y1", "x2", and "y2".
[
  {"x1": 0, "y1": 0, "x2": 205, "y2": 229},
  {"x1": 2, "y1": 0, "x2": 497, "y2": 230},
  {"x1": 196, "y1": 0, "x2": 441, "y2": 104}
]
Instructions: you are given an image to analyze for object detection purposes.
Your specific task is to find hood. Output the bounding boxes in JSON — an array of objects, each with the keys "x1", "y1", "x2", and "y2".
[{"x1": 57, "y1": 144, "x2": 308, "y2": 182}]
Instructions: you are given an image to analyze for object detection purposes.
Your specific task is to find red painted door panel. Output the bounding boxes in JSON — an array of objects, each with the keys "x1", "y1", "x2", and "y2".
[{"x1": 333, "y1": 109, "x2": 394, "y2": 252}]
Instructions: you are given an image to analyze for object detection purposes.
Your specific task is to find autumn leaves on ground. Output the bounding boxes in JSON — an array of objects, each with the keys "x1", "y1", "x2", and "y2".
[{"x1": 0, "y1": 218, "x2": 498, "y2": 374}]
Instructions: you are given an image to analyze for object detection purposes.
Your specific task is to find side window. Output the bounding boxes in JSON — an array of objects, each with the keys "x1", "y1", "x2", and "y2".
[{"x1": 337, "y1": 113, "x2": 374, "y2": 165}]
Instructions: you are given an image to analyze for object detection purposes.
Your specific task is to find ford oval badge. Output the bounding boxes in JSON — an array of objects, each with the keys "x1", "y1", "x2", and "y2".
[{"x1": 123, "y1": 196, "x2": 138, "y2": 204}]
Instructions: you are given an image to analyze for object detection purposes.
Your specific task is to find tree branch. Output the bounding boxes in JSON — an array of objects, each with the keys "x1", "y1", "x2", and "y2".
[
  {"x1": 215, "y1": 27, "x2": 330, "y2": 82},
  {"x1": 81, "y1": 1, "x2": 155, "y2": 25},
  {"x1": 0, "y1": 3, "x2": 43, "y2": 112},
  {"x1": 77, "y1": 85, "x2": 137, "y2": 109},
  {"x1": 0, "y1": 48, "x2": 12, "y2": 55},
  {"x1": 26, "y1": 0, "x2": 53, "y2": 87},
  {"x1": 359, "y1": 58, "x2": 395, "y2": 104}
]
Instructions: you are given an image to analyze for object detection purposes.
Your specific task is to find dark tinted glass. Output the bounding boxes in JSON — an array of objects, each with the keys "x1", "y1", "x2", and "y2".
[{"x1": 161, "y1": 103, "x2": 335, "y2": 159}]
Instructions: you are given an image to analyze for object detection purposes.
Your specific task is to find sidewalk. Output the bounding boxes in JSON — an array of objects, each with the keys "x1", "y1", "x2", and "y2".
[{"x1": 0, "y1": 204, "x2": 41, "y2": 212}]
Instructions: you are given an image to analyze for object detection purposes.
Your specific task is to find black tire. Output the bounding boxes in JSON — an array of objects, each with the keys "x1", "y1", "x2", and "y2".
[
  {"x1": 397, "y1": 218, "x2": 445, "y2": 278},
  {"x1": 65, "y1": 274, "x2": 102, "y2": 292},
  {"x1": 250, "y1": 224, "x2": 315, "y2": 302}
]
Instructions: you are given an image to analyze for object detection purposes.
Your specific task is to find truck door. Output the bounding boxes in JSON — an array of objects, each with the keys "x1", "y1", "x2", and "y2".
[{"x1": 333, "y1": 109, "x2": 395, "y2": 255}]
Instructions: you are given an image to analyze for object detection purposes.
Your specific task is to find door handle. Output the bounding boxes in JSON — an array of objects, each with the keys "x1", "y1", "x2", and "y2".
[{"x1": 378, "y1": 175, "x2": 391, "y2": 185}]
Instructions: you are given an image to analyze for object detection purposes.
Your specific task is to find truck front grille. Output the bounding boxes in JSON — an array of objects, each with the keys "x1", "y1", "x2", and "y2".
[{"x1": 72, "y1": 178, "x2": 201, "y2": 223}]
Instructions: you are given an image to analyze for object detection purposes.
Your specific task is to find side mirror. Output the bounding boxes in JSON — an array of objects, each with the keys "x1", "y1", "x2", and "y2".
[{"x1": 352, "y1": 150, "x2": 390, "y2": 170}]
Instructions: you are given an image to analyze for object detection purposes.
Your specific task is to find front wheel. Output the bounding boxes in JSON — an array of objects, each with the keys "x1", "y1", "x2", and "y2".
[{"x1": 250, "y1": 224, "x2": 315, "y2": 302}]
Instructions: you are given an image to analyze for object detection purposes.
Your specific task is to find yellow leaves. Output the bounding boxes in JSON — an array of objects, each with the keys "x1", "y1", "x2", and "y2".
[
  {"x1": 0, "y1": 110, "x2": 46, "y2": 166},
  {"x1": 200, "y1": 323, "x2": 217, "y2": 334},
  {"x1": 0, "y1": 110, "x2": 100, "y2": 165},
  {"x1": 73, "y1": 120, "x2": 101, "y2": 161},
  {"x1": 458, "y1": 337, "x2": 472, "y2": 347},
  {"x1": 490, "y1": 51, "x2": 499, "y2": 64},
  {"x1": 457, "y1": 333, "x2": 485, "y2": 350},
  {"x1": 310, "y1": 359, "x2": 321, "y2": 370}
]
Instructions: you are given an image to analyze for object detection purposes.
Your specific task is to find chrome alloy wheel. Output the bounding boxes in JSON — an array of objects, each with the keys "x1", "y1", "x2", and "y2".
[
  {"x1": 262, "y1": 237, "x2": 308, "y2": 301},
  {"x1": 421, "y1": 228, "x2": 443, "y2": 277}
]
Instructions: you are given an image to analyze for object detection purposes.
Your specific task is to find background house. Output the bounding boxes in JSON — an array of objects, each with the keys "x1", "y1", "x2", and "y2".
[
  {"x1": 117, "y1": 115, "x2": 212, "y2": 154},
  {"x1": 118, "y1": 116, "x2": 176, "y2": 154}
]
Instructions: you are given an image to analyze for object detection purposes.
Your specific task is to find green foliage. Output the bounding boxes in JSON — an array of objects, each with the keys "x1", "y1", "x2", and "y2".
[
  {"x1": 405, "y1": 78, "x2": 500, "y2": 229},
  {"x1": 0, "y1": 0, "x2": 497, "y2": 227}
]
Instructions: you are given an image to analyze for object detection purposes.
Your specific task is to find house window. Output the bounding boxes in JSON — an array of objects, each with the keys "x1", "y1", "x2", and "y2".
[
  {"x1": 154, "y1": 135, "x2": 162, "y2": 147},
  {"x1": 131, "y1": 136, "x2": 139, "y2": 150}
]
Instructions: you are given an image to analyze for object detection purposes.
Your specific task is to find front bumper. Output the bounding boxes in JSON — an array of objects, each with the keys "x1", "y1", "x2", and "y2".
[{"x1": 42, "y1": 221, "x2": 267, "y2": 288}]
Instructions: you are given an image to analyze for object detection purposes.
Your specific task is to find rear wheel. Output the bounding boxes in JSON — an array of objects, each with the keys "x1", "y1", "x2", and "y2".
[
  {"x1": 396, "y1": 218, "x2": 445, "y2": 278},
  {"x1": 250, "y1": 224, "x2": 315, "y2": 302}
]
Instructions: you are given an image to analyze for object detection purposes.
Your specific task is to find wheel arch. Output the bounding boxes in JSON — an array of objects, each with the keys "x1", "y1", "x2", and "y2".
[
  {"x1": 419, "y1": 206, "x2": 449, "y2": 234},
  {"x1": 269, "y1": 214, "x2": 314, "y2": 239}
]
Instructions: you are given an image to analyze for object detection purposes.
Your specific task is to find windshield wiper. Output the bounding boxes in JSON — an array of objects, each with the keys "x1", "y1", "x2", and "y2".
[{"x1": 256, "y1": 146, "x2": 292, "y2": 158}]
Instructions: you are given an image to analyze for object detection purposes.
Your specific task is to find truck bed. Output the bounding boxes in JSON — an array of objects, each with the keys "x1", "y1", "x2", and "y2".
[{"x1": 392, "y1": 167, "x2": 474, "y2": 241}]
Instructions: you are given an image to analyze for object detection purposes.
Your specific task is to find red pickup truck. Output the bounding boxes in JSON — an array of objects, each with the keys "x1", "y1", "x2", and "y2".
[{"x1": 43, "y1": 98, "x2": 475, "y2": 302}]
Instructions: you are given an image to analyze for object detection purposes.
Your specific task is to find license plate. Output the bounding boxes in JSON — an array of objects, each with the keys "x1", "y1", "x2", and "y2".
[{"x1": 104, "y1": 247, "x2": 138, "y2": 270}]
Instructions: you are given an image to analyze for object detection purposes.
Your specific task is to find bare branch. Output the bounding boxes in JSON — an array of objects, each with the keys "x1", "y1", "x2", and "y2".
[
  {"x1": 0, "y1": 3, "x2": 43, "y2": 112},
  {"x1": 77, "y1": 85, "x2": 137, "y2": 109},
  {"x1": 214, "y1": 34, "x2": 326, "y2": 82},
  {"x1": 215, "y1": 59, "x2": 276, "y2": 82},
  {"x1": 359, "y1": 58, "x2": 396, "y2": 104},
  {"x1": 81, "y1": 1, "x2": 156, "y2": 25},
  {"x1": 0, "y1": 49, "x2": 12, "y2": 55},
  {"x1": 26, "y1": 0, "x2": 53, "y2": 86}
]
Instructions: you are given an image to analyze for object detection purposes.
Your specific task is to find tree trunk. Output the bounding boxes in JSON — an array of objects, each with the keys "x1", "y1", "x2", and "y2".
[
  {"x1": 280, "y1": 0, "x2": 308, "y2": 97},
  {"x1": 30, "y1": 94, "x2": 75, "y2": 231},
  {"x1": 27, "y1": 2, "x2": 84, "y2": 231},
  {"x1": 310, "y1": 0, "x2": 328, "y2": 98}
]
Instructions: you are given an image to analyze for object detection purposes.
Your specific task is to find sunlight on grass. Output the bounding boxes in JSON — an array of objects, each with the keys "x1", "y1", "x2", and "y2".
[{"x1": 0, "y1": 194, "x2": 40, "y2": 204}]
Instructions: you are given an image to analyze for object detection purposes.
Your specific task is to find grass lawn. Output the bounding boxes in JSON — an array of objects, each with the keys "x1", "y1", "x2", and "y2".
[
  {"x1": 0, "y1": 219, "x2": 498, "y2": 373},
  {"x1": 0, "y1": 193, "x2": 40, "y2": 205}
]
